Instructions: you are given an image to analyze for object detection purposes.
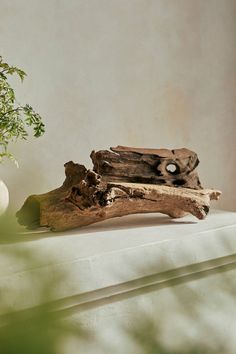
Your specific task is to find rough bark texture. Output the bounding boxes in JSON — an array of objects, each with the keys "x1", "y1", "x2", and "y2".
[
  {"x1": 17, "y1": 160, "x2": 221, "y2": 232},
  {"x1": 91, "y1": 146, "x2": 202, "y2": 189}
]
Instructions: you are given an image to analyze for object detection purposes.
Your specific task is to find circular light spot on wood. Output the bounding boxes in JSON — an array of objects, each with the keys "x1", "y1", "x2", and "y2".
[{"x1": 166, "y1": 163, "x2": 177, "y2": 174}]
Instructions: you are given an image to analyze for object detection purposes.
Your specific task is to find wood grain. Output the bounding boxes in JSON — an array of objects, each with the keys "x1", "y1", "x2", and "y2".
[
  {"x1": 91, "y1": 146, "x2": 202, "y2": 189},
  {"x1": 17, "y1": 160, "x2": 221, "y2": 232}
]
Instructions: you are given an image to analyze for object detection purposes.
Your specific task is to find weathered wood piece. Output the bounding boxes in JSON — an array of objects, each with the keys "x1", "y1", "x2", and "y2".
[
  {"x1": 91, "y1": 146, "x2": 202, "y2": 189},
  {"x1": 17, "y1": 161, "x2": 221, "y2": 232}
]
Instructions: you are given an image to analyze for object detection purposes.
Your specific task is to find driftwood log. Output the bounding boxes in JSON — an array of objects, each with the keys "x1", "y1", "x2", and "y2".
[
  {"x1": 91, "y1": 146, "x2": 202, "y2": 189},
  {"x1": 17, "y1": 147, "x2": 221, "y2": 231}
]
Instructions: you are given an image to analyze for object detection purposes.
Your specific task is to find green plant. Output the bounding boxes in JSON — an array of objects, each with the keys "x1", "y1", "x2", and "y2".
[
  {"x1": 0, "y1": 55, "x2": 45, "y2": 164},
  {"x1": 0, "y1": 214, "x2": 91, "y2": 354}
]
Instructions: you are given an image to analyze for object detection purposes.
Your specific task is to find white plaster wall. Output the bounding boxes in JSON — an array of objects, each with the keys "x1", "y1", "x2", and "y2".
[{"x1": 0, "y1": 0, "x2": 235, "y2": 211}]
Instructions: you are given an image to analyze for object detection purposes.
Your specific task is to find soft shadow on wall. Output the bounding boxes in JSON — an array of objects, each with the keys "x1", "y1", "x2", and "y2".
[{"x1": 0, "y1": 0, "x2": 235, "y2": 211}]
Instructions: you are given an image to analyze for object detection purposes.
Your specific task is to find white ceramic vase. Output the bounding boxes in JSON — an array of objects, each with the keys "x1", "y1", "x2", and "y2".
[{"x1": 0, "y1": 179, "x2": 9, "y2": 215}]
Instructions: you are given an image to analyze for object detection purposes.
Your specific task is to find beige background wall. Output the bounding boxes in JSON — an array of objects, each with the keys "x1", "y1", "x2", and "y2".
[{"x1": 0, "y1": 0, "x2": 235, "y2": 211}]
